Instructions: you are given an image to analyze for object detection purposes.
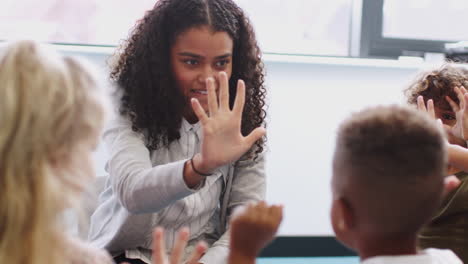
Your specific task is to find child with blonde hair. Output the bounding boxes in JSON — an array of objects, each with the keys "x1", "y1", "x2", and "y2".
[{"x1": 0, "y1": 40, "x2": 111, "y2": 264}]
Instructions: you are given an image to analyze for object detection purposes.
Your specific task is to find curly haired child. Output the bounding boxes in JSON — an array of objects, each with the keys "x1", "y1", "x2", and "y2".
[{"x1": 405, "y1": 64, "x2": 468, "y2": 262}]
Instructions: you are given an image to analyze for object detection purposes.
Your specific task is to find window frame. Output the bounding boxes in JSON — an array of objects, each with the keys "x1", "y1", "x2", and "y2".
[{"x1": 359, "y1": 0, "x2": 453, "y2": 59}]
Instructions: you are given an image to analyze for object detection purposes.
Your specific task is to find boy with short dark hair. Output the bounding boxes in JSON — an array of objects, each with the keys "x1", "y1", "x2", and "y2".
[{"x1": 330, "y1": 105, "x2": 462, "y2": 263}]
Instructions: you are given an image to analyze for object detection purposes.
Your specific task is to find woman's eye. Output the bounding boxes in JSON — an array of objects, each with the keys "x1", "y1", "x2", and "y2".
[
  {"x1": 183, "y1": 59, "x2": 198, "y2": 66},
  {"x1": 215, "y1": 60, "x2": 230, "y2": 68}
]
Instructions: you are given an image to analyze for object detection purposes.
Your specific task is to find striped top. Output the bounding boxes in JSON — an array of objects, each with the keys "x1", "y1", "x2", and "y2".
[{"x1": 88, "y1": 115, "x2": 266, "y2": 264}]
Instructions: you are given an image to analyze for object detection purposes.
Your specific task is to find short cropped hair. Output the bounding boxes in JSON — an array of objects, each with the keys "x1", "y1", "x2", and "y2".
[{"x1": 333, "y1": 105, "x2": 446, "y2": 238}]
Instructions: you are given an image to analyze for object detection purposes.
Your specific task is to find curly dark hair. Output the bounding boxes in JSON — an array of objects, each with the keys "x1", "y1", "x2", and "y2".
[
  {"x1": 111, "y1": 0, "x2": 266, "y2": 159},
  {"x1": 404, "y1": 64, "x2": 468, "y2": 111}
]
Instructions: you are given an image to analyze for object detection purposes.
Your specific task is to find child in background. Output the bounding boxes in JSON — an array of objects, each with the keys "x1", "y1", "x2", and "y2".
[
  {"x1": 405, "y1": 64, "x2": 468, "y2": 262},
  {"x1": 330, "y1": 105, "x2": 462, "y2": 263},
  {"x1": 0, "y1": 40, "x2": 111, "y2": 264},
  {"x1": 405, "y1": 64, "x2": 468, "y2": 161}
]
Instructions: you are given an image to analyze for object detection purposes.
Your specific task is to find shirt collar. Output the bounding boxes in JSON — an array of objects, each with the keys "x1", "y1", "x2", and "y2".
[{"x1": 181, "y1": 118, "x2": 202, "y2": 136}]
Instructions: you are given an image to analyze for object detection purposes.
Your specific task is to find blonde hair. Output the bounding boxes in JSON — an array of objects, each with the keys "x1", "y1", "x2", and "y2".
[{"x1": 0, "y1": 40, "x2": 108, "y2": 264}]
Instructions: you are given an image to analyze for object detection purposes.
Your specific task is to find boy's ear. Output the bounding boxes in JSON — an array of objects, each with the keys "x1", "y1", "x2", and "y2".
[
  {"x1": 443, "y1": 175, "x2": 461, "y2": 198},
  {"x1": 331, "y1": 197, "x2": 355, "y2": 249}
]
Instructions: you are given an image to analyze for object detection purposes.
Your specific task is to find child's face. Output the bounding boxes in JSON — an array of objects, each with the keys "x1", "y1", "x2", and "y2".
[
  {"x1": 434, "y1": 107, "x2": 456, "y2": 127},
  {"x1": 170, "y1": 26, "x2": 233, "y2": 118}
]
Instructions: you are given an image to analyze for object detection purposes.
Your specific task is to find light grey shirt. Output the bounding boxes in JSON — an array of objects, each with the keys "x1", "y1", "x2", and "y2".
[{"x1": 88, "y1": 115, "x2": 266, "y2": 264}]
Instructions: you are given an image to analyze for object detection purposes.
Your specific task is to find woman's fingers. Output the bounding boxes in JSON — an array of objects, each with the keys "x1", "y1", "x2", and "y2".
[
  {"x1": 244, "y1": 127, "x2": 266, "y2": 147},
  {"x1": 207, "y1": 78, "x2": 218, "y2": 116},
  {"x1": 191, "y1": 98, "x2": 209, "y2": 124},
  {"x1": 218, "y1": 72, "x2": 230, "y2": 111},
  {"x1": 169, "y1": 227, "x2": 190, "y2": 264},
  {"x1": 233, "y1": 80, "x2": 246, "y2": 116}
]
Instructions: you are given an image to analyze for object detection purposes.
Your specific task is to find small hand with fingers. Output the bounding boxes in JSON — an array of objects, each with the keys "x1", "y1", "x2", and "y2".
[
  {"x1": 417, "y1": 95, "x2": 436, "y2": 119},
  {"x1": 417, "y1": 95, "x2": 467, "y2": 146},
  {"x1": 190, "y1": 72, "x2": 266, "y2": 174},
  {"x1": 446, "y1": 86, "x2": 468, "y2": 141},
  {"x1": 229, "y1": 201, "x2": 283, "y2": 261},
  {"x1": 152, "y1": 227, "x2": 207, "y2": 264}
]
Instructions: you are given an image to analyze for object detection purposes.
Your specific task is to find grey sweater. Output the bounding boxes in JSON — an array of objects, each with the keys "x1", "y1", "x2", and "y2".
[{"x1": 88, "y1": 116, "x2": 266, "y2": 264}]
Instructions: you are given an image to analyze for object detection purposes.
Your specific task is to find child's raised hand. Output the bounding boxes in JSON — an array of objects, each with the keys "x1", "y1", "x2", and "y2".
[
  {"x1": 228, "y1": 202, "x2": 283, "y2": 263},
  {"x1": 191, "y1": 72, "x2": 266, "y2": 174},
  {"x1": 417, "y1": 95, "x2": 467, "y2": 146},
  {"x1": 417, "y1": 95, "x2": 436, "y2": 119},
  {"x1": 152, "y1": 227, "x2": 207, "y2": 264},
  {"x1": 446, "y1": 86, "x2": 468, "y2": 141}
]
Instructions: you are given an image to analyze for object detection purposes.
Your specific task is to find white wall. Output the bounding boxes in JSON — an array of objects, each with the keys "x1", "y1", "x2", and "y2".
[
  {"x1": 263, "y1": 59, "x2": 418, "y2": 236},
  {"x1": 63, "y1": 48, "x2": 426, "y2": 236}
]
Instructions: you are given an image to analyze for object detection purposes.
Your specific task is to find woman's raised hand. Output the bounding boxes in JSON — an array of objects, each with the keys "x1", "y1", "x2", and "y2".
[{"x1": 190, "y1": 72, "x2": 265, "y2": 174}]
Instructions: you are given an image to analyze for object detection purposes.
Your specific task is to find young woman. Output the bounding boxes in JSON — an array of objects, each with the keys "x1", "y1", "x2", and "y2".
[{"x1": 88, "y1": 1, "x2": 267, "y2": 263}]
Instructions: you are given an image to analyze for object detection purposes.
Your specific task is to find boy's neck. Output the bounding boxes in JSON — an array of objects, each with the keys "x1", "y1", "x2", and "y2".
[{"x1": 358, "y1": 234, "x2": 418, "y2": 261}]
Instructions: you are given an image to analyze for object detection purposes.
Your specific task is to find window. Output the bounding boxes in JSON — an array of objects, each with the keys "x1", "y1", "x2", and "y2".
[
  {"x1": 360, "y1": 0, "x2": 468, "y2": 58},
  {"x1": 383, "y1": 0, "x2": 468, "y2": 42},
  {"x1": 2, "y1": 0, "x2": 464, "y2": 58},
  {"x1": 0, "y1": 0, "x2": 156, "y2": 46},
  {"x1": 0, "y1": 0, "x2": 354, "y2": 57},
  {"x1": 236, "y1": 0, "x2": 353, "y2": 56}
]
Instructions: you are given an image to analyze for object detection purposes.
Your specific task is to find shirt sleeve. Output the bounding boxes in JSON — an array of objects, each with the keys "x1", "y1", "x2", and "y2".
[
  {"x1": 104, "y1": 115, "x2": 198, "y2": 214},
  {"x1": 227, "y1": 152, "x2": 267, "y2": 214}
]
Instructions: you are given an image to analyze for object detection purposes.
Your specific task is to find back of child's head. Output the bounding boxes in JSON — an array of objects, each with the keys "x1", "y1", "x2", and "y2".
[
  {"x1": 332, "y1": 105, "x2": 446, "y2": 242},
  {"x1": 0, "y1": 40, "x2": 108, "y2": 264},
  {"x1": 112, "y1": 0, "x2": 265, "y2": 157},
  {"x1": 404, "y1": 63, "x2": 468, "y2": 111}
]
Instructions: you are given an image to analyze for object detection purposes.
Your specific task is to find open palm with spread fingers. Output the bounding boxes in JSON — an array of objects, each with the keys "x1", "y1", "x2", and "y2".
[
  {"x1": 417, "y1": 95, "x2": 436, "y2": 119},
  {"x1": 191, "y1": 72, "x2": 266, "y2": 174},
  {"x1": 152, "y1": 227, "x2": 207, "y2": 264},
  {"x1": 446, "y1": 86, "x2": 468, "y2": 140},
  {"x1": 417, "y1": 95, "x2": 466, "y2": 146}
]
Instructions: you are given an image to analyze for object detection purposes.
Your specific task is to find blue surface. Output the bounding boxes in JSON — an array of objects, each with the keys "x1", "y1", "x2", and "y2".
[{"x1": 257, "y1": 257, "x2": 360, "y2": 264}]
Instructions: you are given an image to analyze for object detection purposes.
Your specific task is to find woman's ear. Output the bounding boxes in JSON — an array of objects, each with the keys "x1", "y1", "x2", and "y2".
[{"x1": 331, "y1": 197, "x2": 355, "y2": 250}]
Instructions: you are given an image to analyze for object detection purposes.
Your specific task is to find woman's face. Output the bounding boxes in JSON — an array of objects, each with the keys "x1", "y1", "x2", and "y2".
[{"x1": 170, "y1": 25, "x2": 234, "y2": 122}]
